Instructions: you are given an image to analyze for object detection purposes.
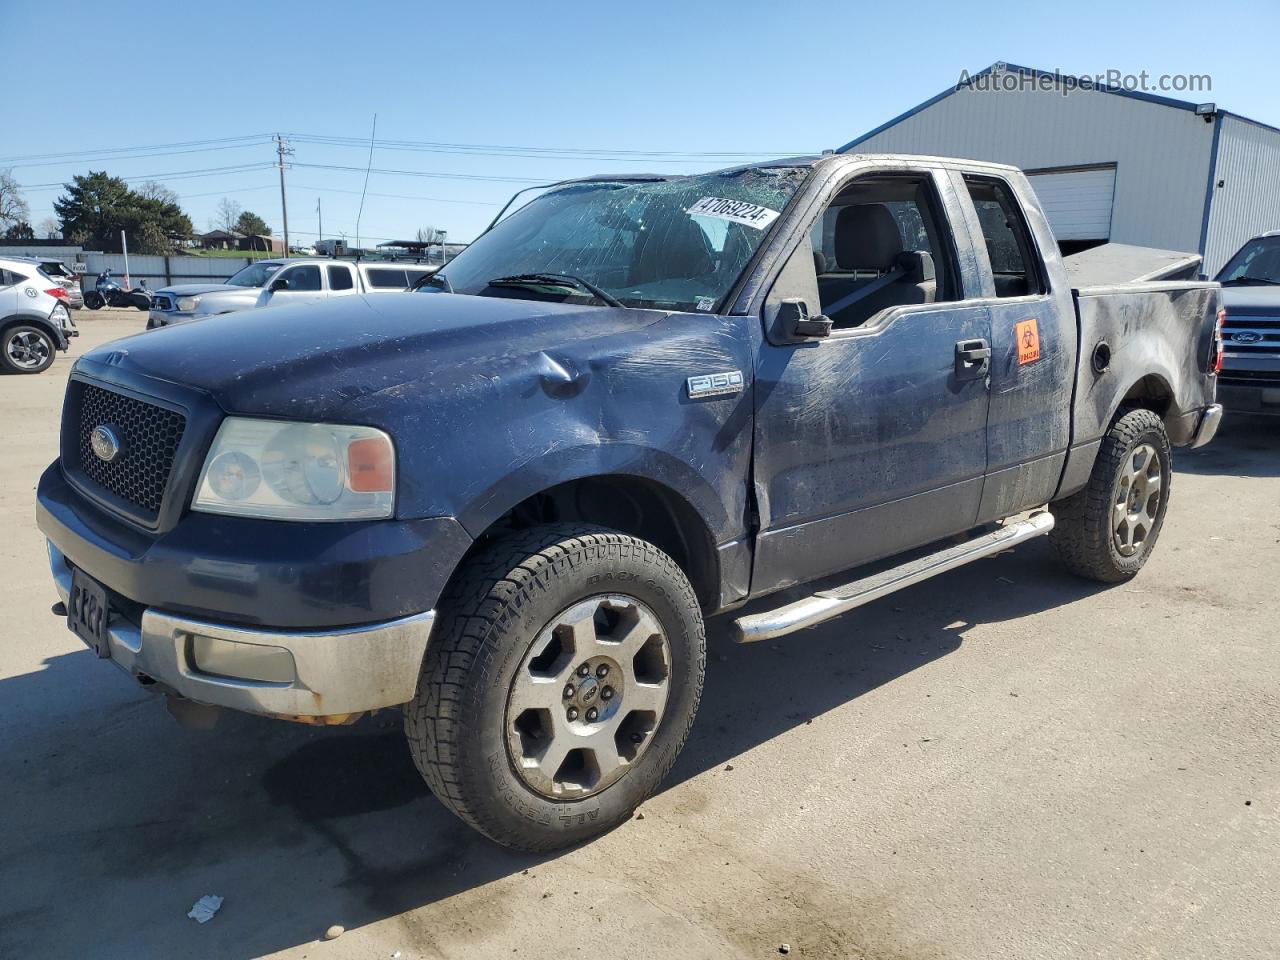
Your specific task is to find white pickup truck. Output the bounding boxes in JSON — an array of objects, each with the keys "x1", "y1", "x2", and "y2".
[{"x1": 146, "y1": 258, "x2": 434, "y2": 328}]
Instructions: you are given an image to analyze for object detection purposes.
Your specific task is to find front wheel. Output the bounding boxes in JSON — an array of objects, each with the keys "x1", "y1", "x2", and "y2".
[
  {"x1": 1050, "y1": 407, "x2": 1172, "y2": 583},
  {"x1": 404, "y1": 525, "x2": 706, "y2": 851},
  {"x1": 84, "y1": 292, "x2": 104, "y2": 310}
]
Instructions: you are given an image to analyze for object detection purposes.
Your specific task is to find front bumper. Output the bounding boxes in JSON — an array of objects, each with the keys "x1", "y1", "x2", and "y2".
[
  {"x1": 1189, "y1": 403, "x2": 1224, "y2": 448},
  {"x1": 50, "y1": 540, "x2": 434, "y2": 718},
  {"x1": 1218, "y1": 382, "x2": 1280, "y2": 416}
]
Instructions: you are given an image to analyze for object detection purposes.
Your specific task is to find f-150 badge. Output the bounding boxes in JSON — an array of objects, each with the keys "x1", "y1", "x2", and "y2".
[{"x1": 687, "y1": 370, "x2": 744, "y2": 399}]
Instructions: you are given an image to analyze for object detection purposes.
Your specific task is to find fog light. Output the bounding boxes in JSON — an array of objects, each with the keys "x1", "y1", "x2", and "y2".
[{"x1": 189, "y1": 635, "x2": 296, "y2": 684}]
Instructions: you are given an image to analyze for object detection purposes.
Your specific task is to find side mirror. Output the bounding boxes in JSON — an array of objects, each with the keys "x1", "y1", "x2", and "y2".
[
  {"x1": 778, "y1": 298, "x2": 832, "y2": 339},
  {"x1": 270, "y1": 276, "x2": 288, "y2": 291}
]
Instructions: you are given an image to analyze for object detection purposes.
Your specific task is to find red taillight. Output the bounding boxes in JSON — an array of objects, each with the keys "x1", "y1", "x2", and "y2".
[
  {"x1": 1213, "y1": 307, "x2": 1225, "y2": 374},
  {"x1": 45, "y1": 287, "x2": 69, "y2": 300}
]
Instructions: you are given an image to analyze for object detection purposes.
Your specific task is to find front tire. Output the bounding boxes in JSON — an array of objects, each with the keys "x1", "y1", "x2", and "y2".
[
  {"x1": 1051, "y1": 408, "x2": 1172, "y2": 583},
  {"x1": 1, "y1": 325, "x2": 56, "y2": 374},
  {"x1": 404, "y1": 525, "x2": 706, "y2": 851},
  {"x1": 84, "y1": 292, "x2": 103, "y2": 310}
]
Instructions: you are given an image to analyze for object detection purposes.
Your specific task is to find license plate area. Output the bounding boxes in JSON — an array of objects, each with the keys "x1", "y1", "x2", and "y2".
[{"x1": 68, "y1": 568, "x2": 111, "y2": 658}]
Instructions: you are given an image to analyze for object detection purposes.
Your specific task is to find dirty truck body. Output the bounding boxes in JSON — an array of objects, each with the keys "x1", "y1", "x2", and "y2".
[{"x1": 37, "y1": 153, "x2": 1222, "y2": 850}]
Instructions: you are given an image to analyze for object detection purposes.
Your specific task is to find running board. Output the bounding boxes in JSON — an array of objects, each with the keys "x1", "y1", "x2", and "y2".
[{"x1": 732, "y1": 512, "x2": 1055, "y2": 643}]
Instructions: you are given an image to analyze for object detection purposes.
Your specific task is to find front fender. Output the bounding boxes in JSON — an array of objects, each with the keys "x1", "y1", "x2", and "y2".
[{"x1": 455, "y1": 442, "x2": 732, "y2": 542}]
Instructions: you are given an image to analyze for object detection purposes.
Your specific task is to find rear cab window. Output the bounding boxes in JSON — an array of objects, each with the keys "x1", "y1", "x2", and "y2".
[
  {"x1": 963, "y1": 177, "x2": 1046, "y2": 298},
  {"x1": 327, "y1": 265, "x2": 354, "y2": 290},
  {"x1": 365, "y1": 268, "x2": 409, "y2": 289}
]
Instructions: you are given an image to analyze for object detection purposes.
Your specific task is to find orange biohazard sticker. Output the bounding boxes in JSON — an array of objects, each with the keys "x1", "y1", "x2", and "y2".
[{"x1": 1016, "y1": 318, "x2": 1041, "y2": 365}]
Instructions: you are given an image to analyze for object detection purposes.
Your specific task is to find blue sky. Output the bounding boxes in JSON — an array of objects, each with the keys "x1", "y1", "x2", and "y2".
[{"x1": 6, "y1": 0, "x2": 1277, "y2": 245}]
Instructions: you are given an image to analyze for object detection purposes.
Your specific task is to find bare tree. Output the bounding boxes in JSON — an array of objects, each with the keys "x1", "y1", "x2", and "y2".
[
  {"x1": 37, "y1": 217, "x2": 62, "y2": 240},
  {"x1": 212, "y1": 197, "x2": 243, "y2": 234},
  {"x1": 0, "y1": 169, "x2": 30, "y2": 230},
  {"x1": 415, "y1": 226, "x2": 444, "y2": 245},
  {"x1": 138, "y1": 180, "x2": 180, "y2": 206}
]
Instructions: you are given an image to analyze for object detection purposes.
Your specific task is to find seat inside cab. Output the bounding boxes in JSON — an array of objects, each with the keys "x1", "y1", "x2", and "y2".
[{"x1": 811, "y1": 177, "x2": 951, "y2": 328}]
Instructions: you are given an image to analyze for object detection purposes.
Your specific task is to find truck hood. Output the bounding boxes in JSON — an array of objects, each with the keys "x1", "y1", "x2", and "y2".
[
  {"x1": 1219, "y1": 285, "x2": 1280, "y2": 315},
  {"x1": 78, "y1": 293, "x2": 668, "y2": 421},
  {"x1": 157, "y1": 283, "x2": 252, "y2": 297}
]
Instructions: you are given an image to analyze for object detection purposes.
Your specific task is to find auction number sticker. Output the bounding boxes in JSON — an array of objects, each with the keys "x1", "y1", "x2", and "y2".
[{"x1": 687, "y1": 196, "x2": 780, "y2": 230}]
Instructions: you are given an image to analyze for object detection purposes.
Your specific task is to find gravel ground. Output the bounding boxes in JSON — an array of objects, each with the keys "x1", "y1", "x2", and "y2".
[{"x1": 1, "y1": 313, "x2": 1277, "y2": 959}]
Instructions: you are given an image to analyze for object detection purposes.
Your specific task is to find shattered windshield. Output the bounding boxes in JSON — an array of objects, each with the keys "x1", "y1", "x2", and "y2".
[
  {"x1": 1217, "y1": 236, "x2": 1280, "y2": 284},
  {"x1": 436, "y1": 167, "x2": 808, "y2": 312}
]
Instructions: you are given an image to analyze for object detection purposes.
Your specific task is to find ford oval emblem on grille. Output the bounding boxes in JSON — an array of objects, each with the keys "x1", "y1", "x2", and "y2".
[
  {"x1": 90, "y1": 425, "x2": 121, "y2": 462},
  {"x1": 1233, "y1": 331, "x2": 1263, "y2": 343}
]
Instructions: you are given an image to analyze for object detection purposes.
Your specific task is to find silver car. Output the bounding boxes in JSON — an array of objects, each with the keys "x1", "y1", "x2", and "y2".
[{"x1": 147, "y1": 259, "x2": 433, "y2": 328}]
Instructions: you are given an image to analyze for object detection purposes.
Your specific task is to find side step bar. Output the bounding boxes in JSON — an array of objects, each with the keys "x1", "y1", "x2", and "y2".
[{"x1": 733, "y1": 512, "x2": 1055, "y2": 643}]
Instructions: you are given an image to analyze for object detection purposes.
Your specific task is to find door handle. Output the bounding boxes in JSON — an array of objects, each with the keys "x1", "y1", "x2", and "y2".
[{"x1": 955, "y1": 338, "x2": 991, "y2": 380}]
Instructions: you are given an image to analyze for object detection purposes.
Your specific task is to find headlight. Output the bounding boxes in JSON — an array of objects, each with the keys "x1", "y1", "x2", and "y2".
[
  {"x1": 192, "y1": 418, "x2": 395, "y2": 520},
  {"x1": 176, "y1": 296, "x2": 200, "y2": 312}
]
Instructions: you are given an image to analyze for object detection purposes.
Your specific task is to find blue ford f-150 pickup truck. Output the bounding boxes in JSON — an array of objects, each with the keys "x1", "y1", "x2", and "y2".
[{"x1": 37, "y1": 153, "x2": 1223, "y2": 850}]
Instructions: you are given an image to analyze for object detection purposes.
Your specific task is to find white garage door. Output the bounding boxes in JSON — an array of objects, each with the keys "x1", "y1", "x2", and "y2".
[{"x1": 1027, "y1": 165, "x2": 1116, "y2": 242}]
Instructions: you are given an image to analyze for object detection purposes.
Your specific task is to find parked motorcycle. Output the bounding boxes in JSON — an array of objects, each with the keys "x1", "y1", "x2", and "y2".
[{"x1": 84, "y1": 270, "x2": 152, "y2": 311}]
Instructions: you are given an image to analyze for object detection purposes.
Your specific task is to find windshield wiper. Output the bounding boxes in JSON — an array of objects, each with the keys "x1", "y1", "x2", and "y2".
[
  {"x1": 1222, "y1": 277, "x2": 1280, "y2": 286},
  {"x1": 487, "y1": 273, "x2": 624, "y2": 308}
]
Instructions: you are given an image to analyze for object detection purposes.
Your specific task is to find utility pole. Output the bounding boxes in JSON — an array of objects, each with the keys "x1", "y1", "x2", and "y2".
[
  {"x1": 275, "y1": 134, "x2": 294, "y2": 255},
  {"x1": 316, "y1": 197, "x2": 322, "y2": 245}
]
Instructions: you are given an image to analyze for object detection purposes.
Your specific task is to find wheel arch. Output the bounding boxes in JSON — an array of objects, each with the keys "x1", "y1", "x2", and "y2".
[{"x1": 455, "y1": 472, "x2": 723, "y2": 613}]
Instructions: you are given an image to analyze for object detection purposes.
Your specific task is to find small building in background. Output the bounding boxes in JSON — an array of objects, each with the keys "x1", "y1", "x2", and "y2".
[
  {"x1": 841, "y1": 63, "x2": 1280, "y2": 276},
  {"x1": 237, "y1": 234, "x2": 284, "y2": 253},
  {"x1": 198, "y1": 230, "x2": 243, "y2": 250}
]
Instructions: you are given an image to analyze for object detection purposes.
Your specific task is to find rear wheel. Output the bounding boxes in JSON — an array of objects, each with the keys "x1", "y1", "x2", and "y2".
[
  {"x1": 1051, "y1": 408, "x2": 1172, "y2": 582},
  {"x1": 1, "y1": 325, "x2": 56, "y2": 374},
  {"x1": 404, "y1": 525, "x2": 705, "y2": 851}
]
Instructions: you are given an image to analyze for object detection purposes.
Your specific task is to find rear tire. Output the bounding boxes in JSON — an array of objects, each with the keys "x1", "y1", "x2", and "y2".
[
  {"x1": 1, "y1": 325, "x2": 56, "y2": 374},
  {"x1": 404, "y1": 524, "x2": 705, "y2": 851},
  {"x1": 1050, "y1": 408, "x2": 1172, "y2": 583}
]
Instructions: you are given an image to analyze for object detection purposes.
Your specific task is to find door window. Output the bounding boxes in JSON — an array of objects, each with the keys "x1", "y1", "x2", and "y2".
[
  {"x1": 963, "y1": 177, "x2": 1046, "y2": 297},
  {"x1": 327, "y1": 265, "x2": 354, "y2": 290},
  {"x1": 276, "y1": 265, "x2": 321, "y2": 291},
  {"x1": 806, "y1": 175, "x2": 958, "y2": 329}
]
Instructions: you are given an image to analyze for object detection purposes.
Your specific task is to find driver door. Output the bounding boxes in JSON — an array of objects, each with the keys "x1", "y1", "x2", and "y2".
[
  {"x1": 261, "y1": 263, "x2": 325, "y2": 308},
  {"x1": 750, "y1": 168, "x2": 992, "y2": 594}
]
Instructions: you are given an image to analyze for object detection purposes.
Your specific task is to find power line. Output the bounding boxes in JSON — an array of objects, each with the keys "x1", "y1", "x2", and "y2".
[
  {"x1": 0, "y1": 134, "x2": 271, "y2": 166},
  {"x1": 286, "y1": 132, "x2": 813, "y2": 160},
  {"x1": 18, "y1": 162, "x2": 276, "y2": 191},
  {"x1": 292, "y1": 161, "x2": 547, "y2": 184},
  {"x1": 3, "y1": 140, "x2": 274, "y2": 170}
]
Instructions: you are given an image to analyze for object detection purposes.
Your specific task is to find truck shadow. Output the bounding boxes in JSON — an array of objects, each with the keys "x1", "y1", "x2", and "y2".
[
  {"x1": 1176, "y1": 414, "x2": 1280, "y2": 478},
  {"x1": 0, "y1": 539, "x2": 1102, "y2": 959}
]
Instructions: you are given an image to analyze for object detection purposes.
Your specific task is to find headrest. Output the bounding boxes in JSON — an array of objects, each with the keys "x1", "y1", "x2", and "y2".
[
  {"x1": 896, "y1": 250, "x2": 935, "y2": 283},
  {"x1": 812, "y1": 249, "x2": 828, "y2": 276},
  {"x1": 834, "y1": 204, "x2": 903, "y2": 271}
]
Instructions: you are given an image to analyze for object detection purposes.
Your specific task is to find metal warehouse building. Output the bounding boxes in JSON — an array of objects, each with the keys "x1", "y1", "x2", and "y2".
[{"x1": 840, "y1": 63, "x2": 1280, "y2": 276}]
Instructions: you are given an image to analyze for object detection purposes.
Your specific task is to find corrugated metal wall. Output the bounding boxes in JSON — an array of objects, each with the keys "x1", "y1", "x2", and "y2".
[
  {"x1": 1202, "y1": 115, "x2": 1280, "y2": 276},
  {"x1": 847, "y1": 77, "x2": 1215, "y2": 253}
]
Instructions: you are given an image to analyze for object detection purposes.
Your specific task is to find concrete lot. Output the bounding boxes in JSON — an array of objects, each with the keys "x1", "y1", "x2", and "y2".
[{"x1": 1, "y1": 312, "x2": 1277, "y2": 959}]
